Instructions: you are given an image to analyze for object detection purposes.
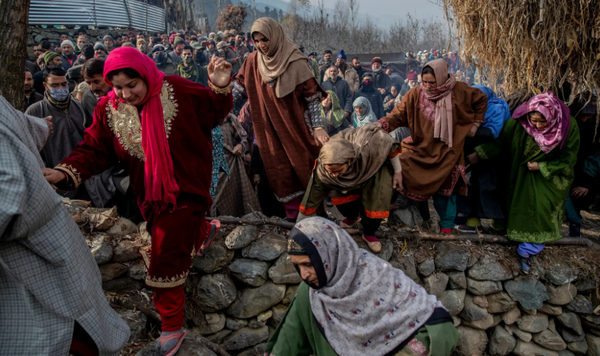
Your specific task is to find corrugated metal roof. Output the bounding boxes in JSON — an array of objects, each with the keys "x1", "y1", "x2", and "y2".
[{"x1": 29, "y1": 0, "x2": 165, "y2": 31}]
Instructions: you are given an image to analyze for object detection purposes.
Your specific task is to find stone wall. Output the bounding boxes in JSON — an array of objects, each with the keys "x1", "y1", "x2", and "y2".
[{"x1": 70, "y1": 202, "x2": 600, "y2": 356}]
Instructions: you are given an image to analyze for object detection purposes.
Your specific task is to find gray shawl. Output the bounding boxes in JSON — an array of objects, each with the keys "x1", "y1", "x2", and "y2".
[
  {"x1": 292, "y1": 217, "x2": 443, "y2": 356},
  {"x1": 0, "y1": 96, "x2": 129, "y2": 355},
  {"x1": 25, "y1": 98, "x2": 117, "y2": 207}
]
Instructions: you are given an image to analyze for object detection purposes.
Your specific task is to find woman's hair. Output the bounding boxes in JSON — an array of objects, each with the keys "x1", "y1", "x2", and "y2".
[
  {"x1": 106, "y1": 68, "x2": 142, "y2": 82},
  {"x1": 422, "y1": 66, "x2": 435, "y2": 77},
  {"x1": 528, "y1": 111, "x2": 546, "y2": 120}
]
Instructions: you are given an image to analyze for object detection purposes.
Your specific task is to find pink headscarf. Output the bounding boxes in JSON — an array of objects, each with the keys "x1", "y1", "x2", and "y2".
[
  {"x1": 103, "y1": 47, "x2": 179, "y2": 211},
  {"x1": 512, "y1": 92, "x2": 571, "y2": 154},
  {"x1": 421, "y1": 59, "x2": 457, "y2": 147}
]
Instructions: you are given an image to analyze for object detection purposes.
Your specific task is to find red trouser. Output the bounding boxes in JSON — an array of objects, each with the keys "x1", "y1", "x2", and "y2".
[{"x1": 141, "y1": 196, "x2": 207, "y2": 332}]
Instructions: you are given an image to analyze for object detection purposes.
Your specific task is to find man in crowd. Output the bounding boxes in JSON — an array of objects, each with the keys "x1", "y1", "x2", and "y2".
[
  {"x1": 386, "y1": 66, "x2": 403, "y2": 87},
  {"x1": 175, "y1": 45, "x2": 208, "y2": 86},
  {"x1": 75, "y1": 35, "x2": 87, "y2": 56},
  {"x1": 59, "y1": 32, "x2": 69, "y2": 42},
  {"x1": 160, "y1": 33, "x2": 169, "y2": 47},
  {"x1": 318, "y1": 50, "x2": 334, "y2": 82},
  {"x1": 192, "y1": 42, "x2": 210, "y2": 67},
  {"x1": 127, "y1": 31, "x2": 137, "y2": 44},
  {"x1": 103, "y1": 35, "x2": 114, "y2": 53},
  {"x1": 321, "y1": 65, "x2": 353, "y2": 119},
  {"x1": 38, "y1": 40, "x2": 51, "y2": 55},
  {"x1": 24, "y1": 69, "x2": 43, "y2": 111},
  {"x1": 323, "y1": 49, "x2": 359, "y2": 95},
  {"x1": 121, "y1": 34, "x2": 128, "y2": 45},
  {"x1": 115, "y1": 34, "x2": 123, "y2": 48},
  {"x1": 351, "y1": 57, "x2": 364, "y2": 78},
  {"x1": 94, "y1": 43, "x2": 108, "y2": 59},
  {"x1": 25, "y1": 67, "x2": 88, "y2": 200},
  {"x1": 235, "y1": 34, "x2": 250, "y2": 62},
  {"x1": 399, "y1": 70, "x2": 419, "y2": 100},
  {"x1": 81, "y1": 58, "x2": 111, "y2": 128},
  {"x1": 169, "y1": 36, "x2": 185, "y2": 64},
  {"x1": 0, "y1": 95, "x2": 130, "y2": 356},
  {"x1": 61, "y1": 40, "x2": 77, "y2": 70},
  {"x1": 53, "y1": 42, "x2": 62, "y2": 55},
  {"x1": 218, "y1": 41, "x2": 241, "y2": 74},
  {"x1": 152, "y1": 45, "x2": 176, "y2": 75},
  {"x1": 371, "y1": 57, "x2": 392, "y2": 96}
]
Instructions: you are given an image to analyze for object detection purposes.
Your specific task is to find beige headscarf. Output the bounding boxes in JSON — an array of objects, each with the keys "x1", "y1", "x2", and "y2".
[
  {"x1": 421, "y1": 59, "x2": 457, "y2": 147},
  {"x1": 317, "y1": 125, "x2": 397, "y2": 189},
  {"x1": 251, "y1": 17, "x2": 314, "y2": 98}
]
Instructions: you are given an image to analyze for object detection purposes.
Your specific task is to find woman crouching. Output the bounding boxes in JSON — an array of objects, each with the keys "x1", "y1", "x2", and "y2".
[
  {"x1": 298, "y1": 125, "x2": 402, "y2": 252},
  {"x1": 266, "y1": 217, "x2": 458, "y2": 356}
]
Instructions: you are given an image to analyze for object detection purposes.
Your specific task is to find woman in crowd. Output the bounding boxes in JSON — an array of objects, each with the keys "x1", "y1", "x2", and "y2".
[
  {"x1": 298, "y1": 125, "x2": 402, "y2": 252},
  {"x1": 468, "y1": 92, "x2": 579, "y2": 273},
  {"x1": 456, "y1": 85, "x2": 511, "y2": 233},
  {"x1": 383, "y1": 84, "x2": 401, "y2": 114},
  {"x1": 233, "y1": 17, "x2": 329, "y2": 221},
  {"x1": 321, "y1": 90, "x2": 349, "y2": 136},
  {"x1": 351, "y1": 97, "x2": 378, "y2": 128},
  {"x1": 266, "y1": 217, "x2": 458, "y2": 356},
  {"x1": 353, "y1": 72, "x2": 385, "y2": 119},
  {"x1": 211, "y1": 113, "x2": 261, "y2": 217},
  {"x1": 42, "y1": 47, "x2": 233, "y2": 356},
  {"x1": 375, "y1": 59, "x2": 487, "y2": 233}
]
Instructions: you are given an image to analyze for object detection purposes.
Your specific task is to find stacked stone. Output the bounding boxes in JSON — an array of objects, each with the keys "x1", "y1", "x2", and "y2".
[
  {"x1": 69, "y1": 202, "x2": 600, "y2": 356},
  {"x1": 397, "y1": 242, "x2": 600, "y2": 356}
]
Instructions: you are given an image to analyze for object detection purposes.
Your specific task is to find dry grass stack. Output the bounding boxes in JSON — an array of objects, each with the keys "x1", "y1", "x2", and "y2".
[
  {"x1": 442, "y1": 0, "x2": 600, "y2": 96},
  {"x1": 216, "y1": 5, "x2": 248, "y2": 33}
]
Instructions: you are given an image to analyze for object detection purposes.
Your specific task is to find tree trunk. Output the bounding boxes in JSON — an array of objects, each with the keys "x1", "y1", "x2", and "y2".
[{"x1": 0, "y1": 0, "x2": 30, "y2": 111}]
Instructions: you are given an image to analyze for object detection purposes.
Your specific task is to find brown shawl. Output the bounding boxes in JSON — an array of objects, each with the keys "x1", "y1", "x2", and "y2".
[
  {"x1": 317, "y1": 125, "x2": 396, "y2": 189},
  {"x1": 251, "y1": 17, "x2": 314, "y2": 98},
  {"x1": 421, "y1": 59, "x2": 456, "y2": 147}
]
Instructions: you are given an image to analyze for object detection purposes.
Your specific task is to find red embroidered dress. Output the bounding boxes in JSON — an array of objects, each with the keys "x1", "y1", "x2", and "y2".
[{"x1": 56, "y1": 76, "x2": 232, "y2": 290}]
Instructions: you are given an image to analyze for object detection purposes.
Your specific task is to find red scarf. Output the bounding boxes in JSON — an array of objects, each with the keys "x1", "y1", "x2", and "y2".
[{"x1": 103, "y1": 47, "x2": 179, "y2": 212}]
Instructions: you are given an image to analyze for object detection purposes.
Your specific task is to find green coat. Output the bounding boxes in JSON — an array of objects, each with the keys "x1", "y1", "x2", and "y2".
[
  {"x1": 266, "y1": 283, "x2": 458, "y2": 356},
  {"x1": 474, "y1": 118, "x2": 580, "y2": 243}
]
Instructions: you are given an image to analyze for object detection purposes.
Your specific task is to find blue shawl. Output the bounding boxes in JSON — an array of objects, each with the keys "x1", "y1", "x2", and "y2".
[{"x1": 473, "y1": 85, "x2": 510, "y2": 139}]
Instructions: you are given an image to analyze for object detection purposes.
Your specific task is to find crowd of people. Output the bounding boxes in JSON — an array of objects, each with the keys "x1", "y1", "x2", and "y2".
[{"x1": 5, "y1": 15, "x2": 599, "y2": 356}]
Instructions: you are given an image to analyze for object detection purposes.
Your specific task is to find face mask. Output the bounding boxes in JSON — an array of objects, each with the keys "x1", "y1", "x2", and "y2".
[
  {"x1": 154, "y1": 53, "x2": 166, "y2": 65},
  {"x1": 184, "y1": 57, "x2": 193, "y2": 64},
  {"x1": 229, "y1": 40, "x2": 235, "y2": 47},
  {"x1": 49, "y1": 88, "x2": 69, "y2": 101},
  {"x1": 363, "y1": 80, "x2": 373, "y2": 86},
  {"x1": 195, "y1": 53, "x2": 205, "y2": 62}
]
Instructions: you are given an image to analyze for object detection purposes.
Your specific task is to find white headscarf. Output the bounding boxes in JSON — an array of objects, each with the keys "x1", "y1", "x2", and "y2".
[
  {"x1": 290, "y1": 217, "x2": 443, "y2": 356},
  {"x1": 351, "y1": 97, "x2": 378, "y2": 127}
]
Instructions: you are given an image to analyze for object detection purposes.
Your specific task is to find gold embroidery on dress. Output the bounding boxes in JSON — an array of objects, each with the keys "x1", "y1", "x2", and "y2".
[{"x1": 106, "y1": 80, "x2": 179, "y2": 161}]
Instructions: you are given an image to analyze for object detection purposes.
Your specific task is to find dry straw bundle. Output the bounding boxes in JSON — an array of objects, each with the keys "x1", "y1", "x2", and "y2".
[{"x1": 442, "y1": 0, "x2": 600, "y2": 97}]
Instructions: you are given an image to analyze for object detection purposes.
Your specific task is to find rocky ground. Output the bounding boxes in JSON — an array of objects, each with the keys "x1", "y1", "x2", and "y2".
[{"x1": 63, "y1": 200, "x2": 600, "y2": 356}]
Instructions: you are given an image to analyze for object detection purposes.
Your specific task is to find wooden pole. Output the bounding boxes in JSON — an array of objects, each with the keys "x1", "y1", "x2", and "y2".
[{"x1": 207, "y1": 216, "x2": 600, "y2": 250}]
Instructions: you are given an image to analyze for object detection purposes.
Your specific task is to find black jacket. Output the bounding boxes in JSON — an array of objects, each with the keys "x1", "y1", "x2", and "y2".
[
  {"x1": 373, "y1": 71, "x2": 392, "y2": 93},
  {"x1": 321, "y1": 78, "x2": 353, "y2": 113},
  {"x1": 353, "y1": 85, "x2": 385, "y2": 119},
  {"x1": 24, "y1": 91, "x2": 43, "y2": 112}
]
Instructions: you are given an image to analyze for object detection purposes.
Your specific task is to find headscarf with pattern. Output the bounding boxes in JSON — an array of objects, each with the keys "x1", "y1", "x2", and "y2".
[
  {"x1": 288, "y1": 217, "x2": 442, "y2": 356},
  {"x1": 421, "y1": 59, "x2": 457, "y2": 147},
  {"x1": 512, "y1": 91, "x2": 571, "y2": 154}
]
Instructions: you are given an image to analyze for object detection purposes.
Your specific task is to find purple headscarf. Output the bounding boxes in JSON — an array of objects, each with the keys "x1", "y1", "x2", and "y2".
[{"x1": 512, "y1": 92, "x2": 571, "y2": 154}]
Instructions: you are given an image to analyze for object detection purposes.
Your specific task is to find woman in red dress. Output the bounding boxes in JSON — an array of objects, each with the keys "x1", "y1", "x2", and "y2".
[{"x1": 43, "y1": 47, "x2": 233, "y2": 356}]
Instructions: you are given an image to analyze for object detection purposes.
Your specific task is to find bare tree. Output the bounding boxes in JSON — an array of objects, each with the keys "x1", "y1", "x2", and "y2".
[
  {"x1": 0, "y1": 0, "x2": 30, "y2": 110},
  {"x1": 347, "y1": 0, "x2": 359, "y2": 35}
]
